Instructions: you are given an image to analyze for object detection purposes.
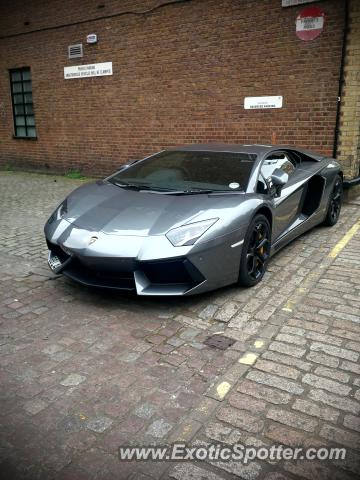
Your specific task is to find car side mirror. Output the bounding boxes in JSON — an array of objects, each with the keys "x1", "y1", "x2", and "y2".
[{"x1": 270, "y1": 168, "x2": 289, "y2": 197}]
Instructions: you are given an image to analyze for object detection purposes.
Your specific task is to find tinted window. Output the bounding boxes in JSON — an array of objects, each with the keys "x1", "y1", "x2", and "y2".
[
  {"x1": 110, "y1": 150, "x2": 256, "y2": 192},
  {"x1": 9, "y1": 67, "x2": 36, "y2": 138},
  {"x1": 261, "y1": 152, "x2": 296, "y2": 182}
]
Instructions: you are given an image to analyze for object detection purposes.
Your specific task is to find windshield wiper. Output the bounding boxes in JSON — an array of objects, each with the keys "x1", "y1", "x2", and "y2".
[
  {"x1": 173, "y1": 189, "x2": 215, "y2": 195},
  {"x1": 173, "y1": 189, "x2": 242, "y2": 195},
  {"x1": 140, "y1": 188, "x2": 240, "y2": 195},
  {"x1": 112, "y1": 181, "x2": 143, "y2": 189},
  {"x1": 112, "y1": 181, "x2": 181, "y2": 193},
  {"x1": 111, "y1": 182, "x2": 240, "y2": 195}
]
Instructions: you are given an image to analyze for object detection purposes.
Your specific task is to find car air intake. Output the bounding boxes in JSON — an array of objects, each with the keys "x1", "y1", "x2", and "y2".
[{"x1": 141, "y1": 258, "x2": 204, "y2": 286}]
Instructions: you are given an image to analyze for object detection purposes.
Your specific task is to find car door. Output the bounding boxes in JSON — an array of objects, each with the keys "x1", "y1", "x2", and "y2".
[{"x1": 259, "y1": 151, "x2": 306, "y2": 241}]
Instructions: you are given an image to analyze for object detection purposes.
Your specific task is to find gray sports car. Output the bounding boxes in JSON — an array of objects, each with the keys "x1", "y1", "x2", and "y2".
[{"x1": 44, "y1": 144, "x2": 343, "y2": 295}]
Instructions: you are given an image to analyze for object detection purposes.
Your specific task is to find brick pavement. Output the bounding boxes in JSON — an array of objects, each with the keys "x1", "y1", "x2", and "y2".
[{"x1": 0, "y1": 171, "x2": 359, "y2": 480}]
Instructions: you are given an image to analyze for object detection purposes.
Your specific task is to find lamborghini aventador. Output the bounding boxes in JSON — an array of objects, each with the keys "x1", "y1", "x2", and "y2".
[{"x1": 44, "y1": 144, "x2": 343, "y2": 295}]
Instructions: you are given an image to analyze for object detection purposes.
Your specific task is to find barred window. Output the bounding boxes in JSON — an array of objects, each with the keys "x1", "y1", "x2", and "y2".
[{"x1": 9, "y1": 67, "x2": 36, "y2": 138}]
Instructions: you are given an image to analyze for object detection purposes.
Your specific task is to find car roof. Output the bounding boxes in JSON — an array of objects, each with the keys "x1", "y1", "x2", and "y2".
[
  {"x1": 168, "y1": 143, "x2": 325, "y2": 161},
  {"x1": 169, "y1": 143, "x2": 271, "y2": 155}
]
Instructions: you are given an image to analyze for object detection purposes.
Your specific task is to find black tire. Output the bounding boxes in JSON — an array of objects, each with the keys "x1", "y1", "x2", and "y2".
[
  {"x1": 238, "y1": 214, "x2": 271, "y2": 288},
  {"x1": 324, "y1": 174, "x2": 343, "y2": 226}
]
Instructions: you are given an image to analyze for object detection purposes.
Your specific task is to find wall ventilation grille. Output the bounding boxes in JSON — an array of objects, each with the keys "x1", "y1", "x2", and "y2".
[{"x1": 68, "y1": 44, "x2": 83, "y2": 59}]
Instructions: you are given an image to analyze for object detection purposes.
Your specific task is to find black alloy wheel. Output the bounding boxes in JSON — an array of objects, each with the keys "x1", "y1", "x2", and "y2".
[
  {"x1": 238, "y1": 214, "x2": 271, "y2": 287},
  {"x1": 324, "y1": 175, "x2": 343, "y2": 226}
]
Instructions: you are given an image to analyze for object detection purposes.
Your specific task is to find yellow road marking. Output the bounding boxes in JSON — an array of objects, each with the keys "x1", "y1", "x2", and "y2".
[
  {"x1": 216, "y1": 381, "x2": 231, "y2": 399},
  {"x1": 239, "y1": 352, "x2": 258, "y2": 365},
  {"x1": 282, "y1": 299, "x2": 295, "y2": 312},
  {"x1": 280, "y1": 220, "x2": 360, "y2": 315},
  {"x1": 328, "y1": 221, "x2": 360, "y2": 259},
  {"x1": 254, "y1": 340, "x2": 264, "y2": 349}
]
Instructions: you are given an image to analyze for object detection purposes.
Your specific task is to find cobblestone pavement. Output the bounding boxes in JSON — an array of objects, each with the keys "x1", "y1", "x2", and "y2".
[{"x1": 0, "y1": 171, "x2": 359, "y2": 480}]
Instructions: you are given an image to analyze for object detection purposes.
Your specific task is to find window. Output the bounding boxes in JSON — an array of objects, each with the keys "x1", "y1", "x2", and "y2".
[
  {"x1": 109, "y1": 150, "x2": 256, "y2": 192},
  {"x1": 261, "y1": 152, "x2": 296, "y2": 180},
  {"x1": 258, "y1": 152, "x2": 297, "y2": 194},
  {"x1": 9, "y1": 67, "x2": 36, "y2": 138}
]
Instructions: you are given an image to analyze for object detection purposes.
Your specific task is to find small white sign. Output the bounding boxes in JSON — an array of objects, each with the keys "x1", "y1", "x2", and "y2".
[
  {"x1": 296, "y1": 15, "x2": 324, "y2": 31},
  {"x1": 64, "y1": 62, "x2": 112, "y2": 79},
  {"x1": 282, "y1": 0, "x2": 315, "y2": 6},
  {"x1": 244, "y1": 96, "x2": 283, "y2": 110}
]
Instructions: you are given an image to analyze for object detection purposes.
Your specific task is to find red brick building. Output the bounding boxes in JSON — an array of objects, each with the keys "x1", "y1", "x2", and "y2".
[{"x1": 0, "y1": 0, "x2": 358, "y2": 179}]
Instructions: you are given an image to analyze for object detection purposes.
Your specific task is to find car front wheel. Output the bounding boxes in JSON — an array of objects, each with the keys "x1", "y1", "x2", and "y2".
[
  {"x1": 324, "y1": 174, "x2": 343, "y2": 226},
  {"x1": 238, "y1": 214, "x2": 271, "y2": 287}
]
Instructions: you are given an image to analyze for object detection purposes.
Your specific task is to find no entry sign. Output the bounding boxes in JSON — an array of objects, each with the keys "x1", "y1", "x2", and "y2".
[{"x1": 296, "y1": 6, "x2": 325, "y2": 41}]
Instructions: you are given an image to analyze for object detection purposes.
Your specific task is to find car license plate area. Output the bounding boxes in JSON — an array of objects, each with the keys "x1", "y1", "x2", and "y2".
[{"x1": 48, "y1": 255, "x2": 62, "y2": 271}]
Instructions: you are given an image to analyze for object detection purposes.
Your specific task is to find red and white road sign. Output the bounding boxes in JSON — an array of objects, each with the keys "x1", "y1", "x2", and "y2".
[{"x1": 296, "y1": 6, "x2": 325, "y2": 41}]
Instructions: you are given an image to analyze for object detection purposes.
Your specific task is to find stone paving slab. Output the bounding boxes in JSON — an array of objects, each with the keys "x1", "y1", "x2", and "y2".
[{"x1": 0, "y1": 171, "x2": 359, "y2": 479}]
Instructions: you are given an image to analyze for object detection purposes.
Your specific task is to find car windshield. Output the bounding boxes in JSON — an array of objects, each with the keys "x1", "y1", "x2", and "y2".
[{"x1": 109, "y1": 150, "x2": 256, "y2": 192}]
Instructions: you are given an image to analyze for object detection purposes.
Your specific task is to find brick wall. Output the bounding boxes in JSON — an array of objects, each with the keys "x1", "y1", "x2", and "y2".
[
  {"x1": 336, "y1": 0, "x2": 360, "y2": 180},
  {"x1": 0, "y1": 0, "x2": 345, "y2": 176}
]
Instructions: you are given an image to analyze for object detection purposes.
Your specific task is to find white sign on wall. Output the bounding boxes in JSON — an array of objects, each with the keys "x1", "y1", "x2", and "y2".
[
  {"x1": 282, "y1": 0, "x2": 316, "y2": 6},
  {"x1": 244, "y1": 96, "x2": 283, "y2": 110},
  {"x1": 64, "y1": 62, "x2": 112, "y2": 79}
]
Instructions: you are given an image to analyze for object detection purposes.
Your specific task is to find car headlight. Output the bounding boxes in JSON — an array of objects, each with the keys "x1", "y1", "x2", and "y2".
[
  {"x1": 48, "y1": 200, "x2": 67, "y2": 224},
  {"x1": 166, "y1": 218, "x2": 218, "y2": 247},
  {"x1": 56, "y1": 200, "x2": 68, "y2": 220}
]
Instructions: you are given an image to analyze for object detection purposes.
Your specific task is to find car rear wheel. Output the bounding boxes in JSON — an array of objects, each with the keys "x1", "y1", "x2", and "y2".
[
  {"x1": 238, "y1": 214, "x2": 271, "y2": 287},
  {"x1": 324, "y1": 174, "x2": 343, "y2": 226}
]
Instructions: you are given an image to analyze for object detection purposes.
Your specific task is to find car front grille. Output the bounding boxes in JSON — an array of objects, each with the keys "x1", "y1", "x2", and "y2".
[
  {"x1": 63, "y1": 258, "x2": 136, "y2": 290},
  {"x1": 47, "y1": 241, "x2": 204, "y2": 293}
]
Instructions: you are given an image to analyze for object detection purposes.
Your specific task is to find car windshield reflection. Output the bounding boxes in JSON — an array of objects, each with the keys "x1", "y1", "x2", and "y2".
[{"x1": 109, "y1": 150, "x2": 256, "y2": 193}]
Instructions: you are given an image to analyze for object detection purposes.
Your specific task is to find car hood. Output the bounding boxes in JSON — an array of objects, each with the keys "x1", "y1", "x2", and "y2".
[{"x1": 62, "y1": 181, "x2": 246, "y2": 236}]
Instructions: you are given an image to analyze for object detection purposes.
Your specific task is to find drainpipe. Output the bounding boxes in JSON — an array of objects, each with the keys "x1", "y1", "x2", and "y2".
[
  {"x1": 333, "y1": 0, "x2": 348, "y2": 160},
  {"x1": 334, "y1": 0, "x2": 360, "y2": 189}
]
